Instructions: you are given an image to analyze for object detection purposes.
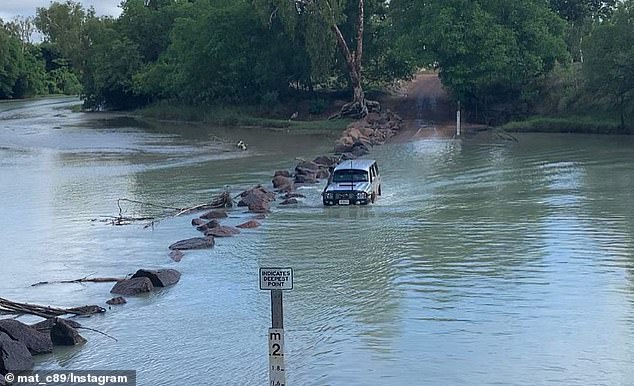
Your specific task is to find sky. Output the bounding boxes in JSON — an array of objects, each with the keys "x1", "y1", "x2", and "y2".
[{"x1": 0, "y1": 0, "x2": 122, "y2": 21}]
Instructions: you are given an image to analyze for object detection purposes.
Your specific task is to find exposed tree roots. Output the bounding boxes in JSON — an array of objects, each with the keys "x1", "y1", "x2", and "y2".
[{"x1": 329, "y1": 98, "x2": 381, "y2": 120}]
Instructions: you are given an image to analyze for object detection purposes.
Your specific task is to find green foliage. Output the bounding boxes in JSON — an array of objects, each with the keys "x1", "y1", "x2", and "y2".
[
  {"x1": 0, "y1": 27, "x2": 25, "y2": 98},
  {"x1": 81, "y1": 18, "x2": 144, "y2": 110},
  {"x1": 582, "y1": 0, "x2": 634, "y2": 128},
  {"x1": 308, "y1": 98, "x2": 328, "y2": 115},
  {"x1": 34, "y1": 1, "x2": 95, "y2": 74},
  {"x1": 391, "y1": 0, "x2": 569, "y2": 123}
]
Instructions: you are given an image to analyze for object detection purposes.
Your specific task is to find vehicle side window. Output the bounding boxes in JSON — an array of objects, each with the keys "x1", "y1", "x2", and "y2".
[{"x1": 369, "y1": 168, "x2": 374, "y2": 182}]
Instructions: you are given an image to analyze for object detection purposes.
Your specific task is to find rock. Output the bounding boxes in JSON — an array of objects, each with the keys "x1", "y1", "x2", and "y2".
[
  {"x1": 295, "y1": 161, "x2": 320, "y2": 171},
  {"x1": 313, "y1": 155, "x2": 339, "y2": 168},
  {"x1": 275, "y1": 183, "x2": 294, "y2": 193},
  {"x1": 272, "y1": 175, "x2": 293, "y2": 189},
  {"x1": 351, "y1": 145, "x2": 370, "y2": 157},
  {"x1": 284, "y1": 193, "x2": 305, "y2": 199},
  {"x1": 236, "y1": 220, "x2": 261, "y2": 229},
  {"x1": 334, "y1": 140, "x2": 352, "y2": 154},
  {"x1": 346, "y1": 127, "x2": 363, "y2": 140},
  {"x1": 273, "y1": 170, "x2": 291, "y2": 178},
  {"x1": 294, "y1": 173, "x2": 317, "y2": 184},
  {"x1": 204, "y1": 226, "x2": 240, "y2": 238},
  {"x1": 50, "y1": 318, "x2": 86, "y2": 346},
  {"x1": 238, "y1": 185, "x2": 275, "y2": 213},
  {"x1": 169, "y1": 237, "x2": 215, "y2": 250},
  {"x1": 106, "y1": 297, "x2": 127, "y2": 305},
  {"x1": 31, "y1": 318, "x2": 81, "y2": 332},
  {"x1": 0, "y1": 331, "x2": 33, "y2": 374},
  {"x1": 315, "y1": 168, "x2": 330, "y2": 179},
  {"x1": 191, "y1": 218, "x2": 206, "y2": 226},
  {"x1": 251, "y1": 214, "x2": 266, "y2": 220},
  {"x1": 169, "y1": 250, "x2": 184, "y2": 262},
  {"x1": 110, "y1": 277, "x2": 154, "y2": 295},
  {"x1": 0, "y1": 320, "x2": 52, "y2": 355},
  {"x1": 200, "y1": 210, "x2": 228, "y2": 220},
  {"x1": 196, "y1": 219, "x2": 220, "y2": 232},
  {"x1": 280, "y1": 198, "x2": 298, "y2": 205},
  {"x1": 131, "y1": 269, "x2": 181, "y2": 287}
]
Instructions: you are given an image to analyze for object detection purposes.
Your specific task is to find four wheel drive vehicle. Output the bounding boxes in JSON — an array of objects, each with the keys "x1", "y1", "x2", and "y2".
[{"x1": 322, "y1": 159, "x2": 382, "y2": 206}]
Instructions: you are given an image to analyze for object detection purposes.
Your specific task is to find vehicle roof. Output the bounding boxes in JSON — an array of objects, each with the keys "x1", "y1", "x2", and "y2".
[{"x1": 333, "y1": 159, "x2": 377, "y2": 172}]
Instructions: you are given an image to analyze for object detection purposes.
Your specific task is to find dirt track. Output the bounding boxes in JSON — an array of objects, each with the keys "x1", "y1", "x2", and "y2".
[{"x1": 385, "y1": 73, "x2": 473, "y2": 140}]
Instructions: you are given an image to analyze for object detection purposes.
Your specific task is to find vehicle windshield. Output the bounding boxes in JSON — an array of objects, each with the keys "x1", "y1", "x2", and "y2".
[{"x1": 332, "y1": 169, "x2": 368, "y2": 183}]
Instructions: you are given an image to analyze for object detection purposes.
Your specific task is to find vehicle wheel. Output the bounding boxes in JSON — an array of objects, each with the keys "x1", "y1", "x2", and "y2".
[{"x1": 378, "y1": 185, "x2": 382, "y2": 196}]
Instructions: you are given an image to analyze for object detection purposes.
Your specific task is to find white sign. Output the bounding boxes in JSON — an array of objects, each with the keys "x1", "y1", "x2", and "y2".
[
  {"x1": 268, "y1": 328, "x2": 286, "y2": 386},
  {"x1": 260, "y1": 267, "x2": 293, "y2": 290}
]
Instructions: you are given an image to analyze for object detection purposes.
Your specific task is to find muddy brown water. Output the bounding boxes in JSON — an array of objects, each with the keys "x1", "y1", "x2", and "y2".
[{"x1": 1, "y1": 98, "x2": 634, "y2": 385}]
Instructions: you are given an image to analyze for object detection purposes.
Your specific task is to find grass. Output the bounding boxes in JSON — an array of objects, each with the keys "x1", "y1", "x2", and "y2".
[
  {"x1": 500, "y1": 115, "x2": 631, "y2": 135},
  {"x1": 136, "y1": 102, "x2": 352, "y2": 131}
]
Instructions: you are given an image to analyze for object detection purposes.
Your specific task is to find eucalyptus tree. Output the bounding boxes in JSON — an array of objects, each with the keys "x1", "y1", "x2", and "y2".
[
  {"x1": 256, "y1": 0, "x2": 381, "y2": 118},
  {"x1": 549, "y1": 0, "x2": 617, "y2": 62}
]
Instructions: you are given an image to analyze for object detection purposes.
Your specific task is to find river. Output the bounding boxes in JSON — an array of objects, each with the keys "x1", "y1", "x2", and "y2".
[{"x1": 1, "y1": 98, "x2": 633, "y2": 385}]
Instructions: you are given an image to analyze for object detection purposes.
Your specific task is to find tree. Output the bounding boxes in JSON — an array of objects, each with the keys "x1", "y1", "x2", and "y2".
[
  {"x1": 391, "y1": 0, "x2": 569, "y2": 123},
  {"x1": 0, "y1": 26, "x2": 24, "y2": 98},
  {"x1": 583, "y1": 0, "x2": 634, "y2": 130},
  {"x1": 34, "y1": 1, "x2": 95, "y2": 75},
  {"x1": 257, "y1": 0, "x2": 380, "y2": 118},
  {"x1": 549, "y1": 0, "x2": 617, "y2": 62}
]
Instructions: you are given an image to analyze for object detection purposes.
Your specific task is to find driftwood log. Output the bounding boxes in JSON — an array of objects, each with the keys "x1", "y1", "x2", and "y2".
[{"x1": 0, "y1": 298, "x2": 106, "y2": 319}]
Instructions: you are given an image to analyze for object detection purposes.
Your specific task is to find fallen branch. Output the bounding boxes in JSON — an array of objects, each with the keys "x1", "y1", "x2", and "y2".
[
  {"x1": 77, "y1": 326, "x2": 118, "y2": 342},
  {"x1": 103, "y1": 191, "x2": 233, "y2": 226},
  {"x1": 0, "y1": 297, "x2": 106, "y2": 319},
  {"x1": 32, "y1": 275, "x2": 124, "y2": 287}
]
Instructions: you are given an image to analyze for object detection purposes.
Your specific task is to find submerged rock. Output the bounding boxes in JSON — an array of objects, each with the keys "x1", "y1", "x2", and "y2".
[
  {"x1": 236, "y1": 220, "x2": 261, "y2": 229},
  {"x1": 196, "y1": 219, "x2": 220, "y2": 232},
  {"x1": 273, "y1": 170, "x2": 291, "y2": 178},
  {"x1": 191, "y1": 218, "x2": 206, "y2": 226},
  {"x1": 50, "y1": 318, "x2": 86, "y2": 346},
  {"x1": 110, "y1": 277, "x2": 154, "y2": 295},
  {"x1": 169, "y1": 250, "x2": 184, "y2": 262},
  {"x1": 0, "y1": 331, "x2": 34, "y2": 374},
  {"x1": 199, "y1": 210, "x2": 228, "y2": 220},
  {"x1": 106, "y1": 297, "x2": 127, "y2": 305},
  {"x1": 280, "y1": 198, "x2": 298, "y2": 205},
  {"x1": 204, "y1": 226, "x2": 240, "y2": 238},
  {"x1": 0, "y1": 319, "x2": 52, "y2": 355},
  {"x1": 131, "y1": 269, "x2": 181, "y2": 287},
  {"x1": 169, "y1": 237, "x2": 215, "y2": 250}
]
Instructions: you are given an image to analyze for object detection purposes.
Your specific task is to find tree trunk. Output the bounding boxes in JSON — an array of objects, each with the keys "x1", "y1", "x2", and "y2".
[{"x1": 328, "y1": 0, "x2": 379, "y2": 119}]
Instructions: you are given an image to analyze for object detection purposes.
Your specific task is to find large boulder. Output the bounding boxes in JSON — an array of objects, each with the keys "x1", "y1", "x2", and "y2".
[
  {"x1": 31, "y1": 318, "x2": 81, "y2": 332},
  {"x1": 294, "y1": 172, "x2": 317, "y2": 184},
  {"x1": 199, "y1": 210, "x2": 228, "y2": 220},
  {"x1": 110, "y1": 277, "x2": 154, "y2": 295},
  {"x1": 238, "y1": 185, "x2": 275, "y2": 213},
  {"x1": 295, "y1": 161, "x2": 320, "y2": 171},
  {"x1": 272, "y1": 175, "x2": 293, "y2": 190},
  {"x1": 50, "y1": 318, "x2": 86, "y2": 346},
  {"x1": 131, "y1": 269, "x2": 181, "y2": 287},
  {"x1": 0, "y1": 331, "x2": 33, "y2": 374},
  {"x1": 169, "y1": 237, "x2": 215, "y2": 250},
  {"x1": 204, "y1": 226, "x2": 240, "y2": 238},
  {"x1": 0, "y1": 320, "x2": 52, "y2": 355}
]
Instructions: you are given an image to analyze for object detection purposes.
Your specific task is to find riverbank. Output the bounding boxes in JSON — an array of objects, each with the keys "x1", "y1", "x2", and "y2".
[{"x1": 500, "y1": 115, "x2": 632, "y2": 134}]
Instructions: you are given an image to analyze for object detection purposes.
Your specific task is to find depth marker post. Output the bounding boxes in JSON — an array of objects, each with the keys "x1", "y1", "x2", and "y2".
[{"x1": 260, "y1": 267, "x2": 293, "y2": 386}]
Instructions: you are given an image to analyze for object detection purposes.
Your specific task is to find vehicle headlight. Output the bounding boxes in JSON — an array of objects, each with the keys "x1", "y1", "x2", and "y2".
[{"x1": 356, "y1": 192, "x2": 367, "y2": 199}]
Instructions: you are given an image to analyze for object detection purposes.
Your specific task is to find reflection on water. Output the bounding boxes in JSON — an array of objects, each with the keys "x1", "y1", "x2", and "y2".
[{"x1": 1, "y1": 99, "x2": 634, "y2": 385}]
